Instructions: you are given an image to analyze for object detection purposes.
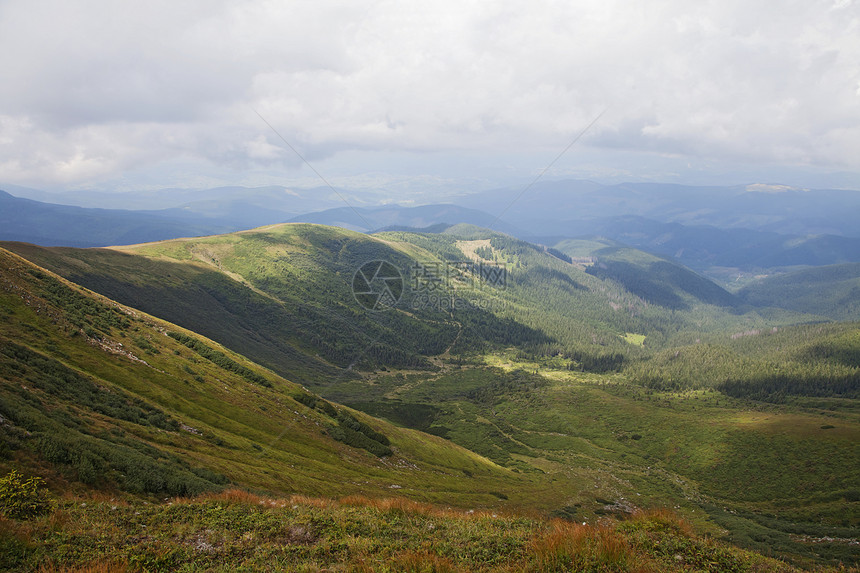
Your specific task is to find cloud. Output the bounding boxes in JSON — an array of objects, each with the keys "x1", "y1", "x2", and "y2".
[{"x1": 0, "y1": 0, "x2": 858, "y2": 189}]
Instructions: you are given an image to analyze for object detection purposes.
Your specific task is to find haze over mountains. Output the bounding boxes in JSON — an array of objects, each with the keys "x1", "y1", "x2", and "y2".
[
  {"x1": 4, "y1": 179, "x2": 860, "y2": 258},
  {"x1": 8, "y1": 179, "x2": 860, "y2": 232}
]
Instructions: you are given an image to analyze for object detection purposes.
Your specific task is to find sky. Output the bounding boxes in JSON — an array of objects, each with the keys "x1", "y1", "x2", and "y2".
[{"x1": 1, "y1": 0, "x2": 859, "y2": 199}]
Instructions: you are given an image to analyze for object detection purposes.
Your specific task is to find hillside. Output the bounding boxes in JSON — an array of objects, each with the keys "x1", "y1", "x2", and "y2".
[
  {"x1": 3, "y1": 223, "x2": 813, "y2": 381},
  {"x1": 1, "y1": 225, "x2": 554, "y2": 385},
  {"x1": 737, "y1": 263, "x2": 860, "y2": 321},
  {"x1": 557, "y1": 240, "x2": 740, "y2": 311},
  {"x1": 3, "y1": 226, "x2": 859, "y2": 566},
  {"x1": 0, "y1": 246, "x2": 529, "y2": 506}
]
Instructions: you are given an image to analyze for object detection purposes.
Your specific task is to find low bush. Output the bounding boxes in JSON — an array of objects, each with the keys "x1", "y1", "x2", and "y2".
[
  {"x1": 0, "y1": 469, "x2": 54, "y2": 520},
  {"x1": 167, "y1": 332, "x2": 271, "y2": 387}
]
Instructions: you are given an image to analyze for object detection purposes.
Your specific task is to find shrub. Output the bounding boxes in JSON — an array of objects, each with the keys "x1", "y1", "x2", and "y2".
[
  {"x1": 167, "y1": 332, "x2": 271, "y2": 387},
  {"x1": 0, "y1": 470, "x2": 54, "y2": 519}
]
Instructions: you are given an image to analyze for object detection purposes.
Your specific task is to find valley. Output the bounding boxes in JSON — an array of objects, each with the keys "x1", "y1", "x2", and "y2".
[
  {"x1": 2, "y1": 220, "x2": 858, "y2": 569},
  {"x1": 4, "y1": 0, "x2": 859, "y2": 568}
]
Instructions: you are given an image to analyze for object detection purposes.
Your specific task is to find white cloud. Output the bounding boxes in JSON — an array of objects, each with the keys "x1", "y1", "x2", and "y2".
[{"x1": 0, "y1": 0, "x2": 858, "y2": 190}]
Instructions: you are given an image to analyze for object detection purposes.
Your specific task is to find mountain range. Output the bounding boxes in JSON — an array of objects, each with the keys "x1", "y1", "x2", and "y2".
[
  {"x1": 4, "y1": 180, "x2": 859, "y2": 270},
  {"x1": 1, "y1": 181, "x2": 859, "y2": 568}
]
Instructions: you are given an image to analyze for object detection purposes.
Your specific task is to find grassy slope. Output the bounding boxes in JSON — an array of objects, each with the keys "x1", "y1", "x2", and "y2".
[
  {"x1": 323, "y1": 231, "x2": 859, "y2": 565},
  {"x1": 3, "y1": 226, "x2": 859, "y2": 566},
  {"x1": 1, "y1": 225, "x2": 552, "y2": 384},
  {"x1": 3, "y1": 223, "x2": 804, "y2": 377},
  {"x1": 380, "y1": 228, "x2": 811, "y2": 352},
  {"x1": 314, "y1": 351, "x2": 860, "y2": 567},
  {"x1": 2, "y1": 490, "x2": 825, "y2": 573},
  {"x1": 2, "y1": 223, "x2": 821, "y2": 441},
  {"x1": 0, "y1": 247, "x2": 531, "y2": 507}
]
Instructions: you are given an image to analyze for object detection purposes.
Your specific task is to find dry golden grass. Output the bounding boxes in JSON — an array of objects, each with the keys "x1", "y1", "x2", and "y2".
[
  {"x1": 628, "y1": 507, "x2": 695, "y2": 535},
  {"x1": 196, "y1": 487, "x2": 266, "y2": 505},
  {"x1": 340, "y1": 494, "x2": 443, "y2": 517},
  {"x1": 527, "y1": 519, "x2": 658, "y2": 573},
  {"x1": 289, "y1": 494, "x2": 337, "y2": 509}
]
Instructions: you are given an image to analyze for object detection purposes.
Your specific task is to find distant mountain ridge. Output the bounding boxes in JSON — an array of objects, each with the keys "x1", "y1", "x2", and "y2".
[
  {"x1": 545, "y1": 216, "x2": 860, "y2": 271},
  {"x1": 287, "y1": 203, "x2": 526, "y2": 236},
  {"x1": 455, "y1": 180, "x2": 860, "y2": 237},
  {"x1": 0, "y1": 189, "x2": 238, "y2": 247},
  {"x1": 3, "y1": 180, "x2": 859, "y2": 275}
]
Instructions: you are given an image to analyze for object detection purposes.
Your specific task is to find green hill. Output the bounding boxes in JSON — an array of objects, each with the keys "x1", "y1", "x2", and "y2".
[
  {"x1": 738, "y1": 263, "x2": 860, "y2": 321},
  {"x1": 2, "y1": 224, "x2": 818, "y2": 379},
  {"x1": 1, "y1": 225, "x2": 556, "y2": 386},
  {"x1": 378, "y1": 227, "x2": 811, "y2": 351},
  {"x1": 3, "y1": 226, "x2": 859, "y2": 567},
  {"x1": 554, "y1": 238, "x2": 740, "y2": 310},
  {"x1": 0, "y1": 247, "x2": 528, "y2": 506}
]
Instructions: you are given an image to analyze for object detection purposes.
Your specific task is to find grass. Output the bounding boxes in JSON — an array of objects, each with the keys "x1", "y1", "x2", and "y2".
[
  {"x1": 0, "y1": 247, "x2": 534, "y2": 507},
  {"x1": 323, "y1": 353, "x2": 860, "y2": 567},
  {"x1": 3, "y1": 225, "x2": 860, "y2": 568},
  {"x1": 621, "y1": 333, "x2": 646, "y2": 347},
  {"x1": 1, "y1": 489, "x2": 837, "y2": 572}
]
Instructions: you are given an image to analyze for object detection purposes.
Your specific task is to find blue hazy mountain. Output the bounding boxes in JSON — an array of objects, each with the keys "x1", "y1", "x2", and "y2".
[
  {"x1": 542, "y1": 216, "x2": 860, "y2": 271},
  {"x1": 0, "y1": 190, "x2": 238, "y2": 247},
  {"x1": 288, "y1": 204, "x2": 526, "y2": 236},
  {"x1": 3, "y1": 180, "x2": 858, "y2": 273},
  {"x1": 454, "y1": 180, "x2": 860, "y2": 237}
]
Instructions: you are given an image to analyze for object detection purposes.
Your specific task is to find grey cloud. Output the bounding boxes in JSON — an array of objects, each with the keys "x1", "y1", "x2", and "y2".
[{"x1": 0, "y1": 0, "x2": 858, "y2": 190}]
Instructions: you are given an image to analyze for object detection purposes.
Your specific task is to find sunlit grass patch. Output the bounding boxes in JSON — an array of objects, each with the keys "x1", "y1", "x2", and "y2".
[{"x1": 621, "y1": 332, "x2": 646, "y2": 347}]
